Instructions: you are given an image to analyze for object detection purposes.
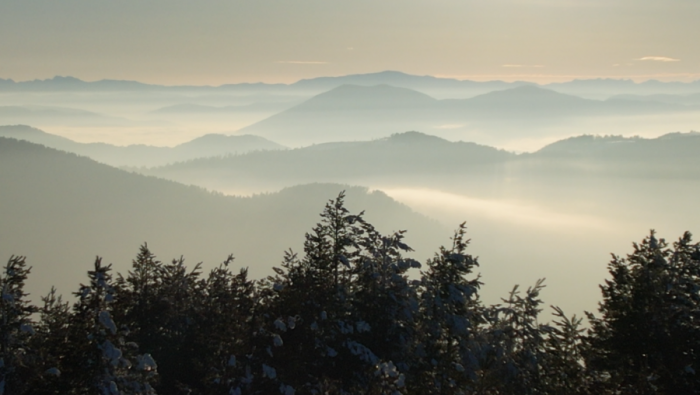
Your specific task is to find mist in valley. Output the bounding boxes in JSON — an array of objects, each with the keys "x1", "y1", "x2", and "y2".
[
  {"x1": 1, "y1": 73, "x2": 698, "y2": 321},
  {"x1": 4, "y1": 0, "x2": 700, "y2": 390}
]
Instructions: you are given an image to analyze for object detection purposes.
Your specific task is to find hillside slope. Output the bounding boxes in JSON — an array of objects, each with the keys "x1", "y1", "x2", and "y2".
[{"x1": 0, "y1": 137, "x2": 447, "y2": 299}]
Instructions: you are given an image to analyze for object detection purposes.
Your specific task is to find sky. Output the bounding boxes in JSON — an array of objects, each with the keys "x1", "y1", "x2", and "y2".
[{"x1": 1, "y1": 0, "x2": 699, "y2": 85}]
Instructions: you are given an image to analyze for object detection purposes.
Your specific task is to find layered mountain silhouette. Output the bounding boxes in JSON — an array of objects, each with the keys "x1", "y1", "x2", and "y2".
[
  {"x1": 0, "y1": 125, "x2": 285, "y2": 167},
  {"x1": 290, "y1": 70, "x2": 530, "y2": 97},
  {"x1": 0, "y1": 105, "x2": 129, "y2": 127},
  {"x1": 151, "y1": 102, "x2": 295, "y2": 114},
  {"x1": 145, "y1": 131, "x2": 512, "y2": 190},
  {"x1": 232, "y1": 85, "x2": 443, "y2": 145},
  {"x1": 607, "y1": 93, "x2": 700, "y2": 106},
  {"x1": 142, "y1": 130, "x2": 700, "y2": 193},
  {"x1": 0, "y1": 137, "x2": 447, "y2": 299},
  {"x1": 4, "y1": 72, "x2": 698, "y2": 150},
  {"x1": 236, "y1": 84, "x2": 696, "y2": 146},
  {"x1": 4, "y1": 71, "x2": 700, "y2": 98}
]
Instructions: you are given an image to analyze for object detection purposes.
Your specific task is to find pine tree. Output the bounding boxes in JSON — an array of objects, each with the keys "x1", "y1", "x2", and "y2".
[
  {"x1": 198, "y1": 258, "x2": 257, "y2": 395},
  {"x1": 255, "y1": 192, "x2": 420, "y2": 394},
  {"x1": 586, "y1": 231, "x2": 700, "y2": 394},
  {"x1": 0, "y1": 255, "x2": 39, "y2": 395},
  {"x1": 477, "y1": 280, "x2": 549, "y2": 395},
  {"x1": 62, "y1": 257, "x2": 157, "y2": 394},
  {"x1": 256, "y1": 193, "x2": 362, "y2": 394},
  {"x1": 414, "y1": 223, "x2": 482, "y2": 395},
  {"x1": 146, "y1": 256, "x2": 204, "y2": 394},
  {"x1": 114, "y1": 245, "x2": 163, "y2": 360},
  {"x1": 114, "y1": 245, "x2": 210, "y2": 394},
  {"x1": 30, "y1": 287, "x2": 71, "y2": 394},
  {"x1": 538, "y1": 306, "x2": 589, "y2": 395},
  {"x1": 351, "y1": 223, "x2": 419, "y2": 393}
]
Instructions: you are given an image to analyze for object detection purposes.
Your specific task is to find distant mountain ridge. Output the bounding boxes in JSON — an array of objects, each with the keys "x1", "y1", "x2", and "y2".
[
  {"x1": 141, "y1": 130, "x2": 511, "y2": 190},
  {"x1": 141, "y1": 130, "x2": 700, "y2": 193},
  {"x1": 533, "y1": 131, "x2": 700, "y2": 158},
  {"x1": 3, "y1": 71, "x2": 700, "y2": 97},
  {"x1": 0, "y1": 105, "x2": 130, "y2": 127},
  {"x1": 607, "y1": 92, "x2": 700, "y2": 106},
  {"x1": 0, "y1": 125, "x2": 286, "y2": 167},
  {"x1": 0, "y1": 75, "x2": 287, "y2": 92},
  {"x1": 237, "y1": 84, "x2": 697, "y2": 145},
  {"x1": 294, "y1": 84, "x2": 438, "y2": 110},
  {"x1": 150, "y1": 102, "x2": 295, "y2": 114}
]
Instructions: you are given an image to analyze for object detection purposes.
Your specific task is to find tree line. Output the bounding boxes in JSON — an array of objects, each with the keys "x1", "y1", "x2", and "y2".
[{"x1": 2, "y1": 192, "x2": 699, "y2": 394}]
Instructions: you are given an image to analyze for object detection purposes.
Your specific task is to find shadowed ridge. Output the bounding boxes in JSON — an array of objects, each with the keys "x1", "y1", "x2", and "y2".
[
  {"x1": 467, "y1": 84, "x2": 588, "y2": 104},
  {"x1": 379, "y1": 131, "x2": 454, "y2": 147},
  {"x1": 533, "y1": 132, "x2": 700, "y2": 159},
  {"x1": 0, "y1": 124, "x2": 80, "y2": 148}
]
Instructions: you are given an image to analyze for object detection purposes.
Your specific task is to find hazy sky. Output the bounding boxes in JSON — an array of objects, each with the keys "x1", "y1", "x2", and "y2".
[{"x1": 1, "y1": 0, "x2": 699, "y2": 85}]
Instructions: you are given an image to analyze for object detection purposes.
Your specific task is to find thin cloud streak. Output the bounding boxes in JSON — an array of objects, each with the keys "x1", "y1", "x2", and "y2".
[
  {"x1": 276, "y1": 61, "x2": 329, "y2": 65},
  {"x1": 502, "y1": 64, "x2": 545, "y2": 68},
  {"x1": 638, "y1": 56, "x2": 680, "y2": 62}
]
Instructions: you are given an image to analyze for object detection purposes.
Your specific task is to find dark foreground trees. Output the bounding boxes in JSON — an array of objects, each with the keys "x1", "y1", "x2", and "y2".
[
  {"x1": 587, "y1": 231, "x2": 700, "y2": 394},
  {"x1": 1, "y1": 192, "x2": 698, "y2": 394}
]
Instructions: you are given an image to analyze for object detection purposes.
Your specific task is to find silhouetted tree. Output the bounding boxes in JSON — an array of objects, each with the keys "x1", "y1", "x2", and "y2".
[
  {"x1": 198, "y1": 258, "x2": 257, "y2": 395},
  {"x1": 414, "y1": 223, "x2": 482, "y2": 394},
  {"x1": 587, "y1": 231, "x2": 700, "y2": 394},
  {"x1": 0, "y1": 255, "x2": 39, "y2": 395},
  {"x1": 30, "y1": 287, "x2": 71, "y2": 394},
  {"x1": 4, "y1": 193, "x2": 700, "y2": 395},
  {"x1": 62, "y1": 258, "x2": 157, "y2": 394}
]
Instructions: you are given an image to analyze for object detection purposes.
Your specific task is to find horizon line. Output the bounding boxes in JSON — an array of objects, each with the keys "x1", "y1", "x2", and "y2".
[{"x1": 2, "y1": 70, "x2": 700, "y2": 87}]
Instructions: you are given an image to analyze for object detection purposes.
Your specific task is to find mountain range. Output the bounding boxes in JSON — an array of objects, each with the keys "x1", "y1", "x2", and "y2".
[
  {"x1": 7, "y1": 125, "x2": 698, "y2": 191},
  {"x1": 3, "y1": 71, "x2": 700, "y2": 99},
  {"x1": 137, "y1": 130, "x2": 700, "y2": 195},
  {"x1": 236, "y1": 84, "x2": 697, "y2": 146}
]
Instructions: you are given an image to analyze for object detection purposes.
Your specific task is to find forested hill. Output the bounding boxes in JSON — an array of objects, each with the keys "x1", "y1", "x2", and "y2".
[
  {"x1": 534, "y1": 131, "x2": 700, "y2": 158},
  {"x1": 146, "y1": 131, "x2": 510, "y2": 179},
  {"x1": 521, "y1": 132, "x2": 700, "y2": 178},
  {"x1": 142, "y1": 131, "x2": 700, "y2": 193},
  {"x1": 0, "y1": 137, "x2": 447, "y2": 299},
  {"x1": 0, "y1": 125, "x2": 285, "y2": 167}
]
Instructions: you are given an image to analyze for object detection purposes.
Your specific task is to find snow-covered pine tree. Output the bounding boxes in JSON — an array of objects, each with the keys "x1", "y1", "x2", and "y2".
[
  {"x1": 198, "y1": 258, "x2": 257, "y2": 395},
  {"x1": 256, "y1": 192, "x2": 405, "y2": 394},
  {"x1": 0, "y1": 255, "x2": 39, "y2": 395},
  {"x1": 148, "y1": 256, "x2": 206, "y2": 394},
  {"x1": 30, "y1": 287, "x2": 71, "y2": 394},
  {"x1": 414, "y1": 223, "x2": 482, "y2": 395},
  {"x1": 350, "y1": 221, "x2": 420, "y2": 393},
  {"x1": 63, "y1": 257, "x2": 157, "y2": 394}
]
